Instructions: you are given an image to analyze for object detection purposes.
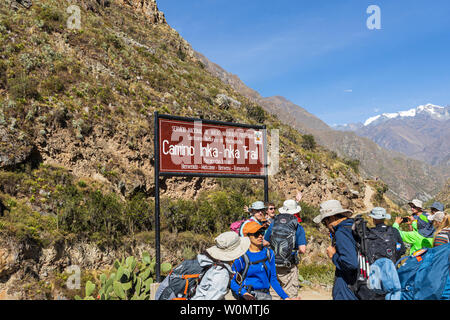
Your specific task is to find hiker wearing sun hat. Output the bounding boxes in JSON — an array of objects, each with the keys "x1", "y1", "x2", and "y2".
[
  {"x1": 429, "y1": 201, "x2": 445, "y2": 215},
  {"x1": 407, "y1": 198, "x2": 435, "y2": 238},
  {"x1": 238, "y1": 201, "x2": 270, "y2": 246},
  {"x1": 191, "y1": 231, "x2": 250, "y2": 300},
  {"x1": 368, "y1": 207, "x2": 405, "y2": 262},
  {"x1": 264, "y1": 195, "x2": 307, "y2": 299},
  {"x1": 428, "y1": 211, "x2": 450, "y2": 247},
  {"x1": 393, "y1": 200, "x2": 435, "y2": 254},
  {"x1": 314, "y1": 199, "x2": 359, "y2": 300}
]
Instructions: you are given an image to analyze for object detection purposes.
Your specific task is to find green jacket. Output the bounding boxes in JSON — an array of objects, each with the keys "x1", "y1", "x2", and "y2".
[{"x1": 392, "y1": 220, "x2": 434, "y2": 254}]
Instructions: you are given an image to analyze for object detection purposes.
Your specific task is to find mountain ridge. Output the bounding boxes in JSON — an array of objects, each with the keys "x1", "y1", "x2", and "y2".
[
  {"x1": 194, "y1": 49, "x2": 449, "y2": 203},
  {"x1": 333, "y1": 104, "x2": 450, "y2": 166}
]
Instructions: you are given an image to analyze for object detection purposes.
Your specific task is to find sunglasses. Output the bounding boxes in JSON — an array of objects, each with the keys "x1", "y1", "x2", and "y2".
[
  {"x1": 268, "y1": 207, "x2": 275, "y2": 210},
  {"x1": 248, "y1": 229, "x2": 265, "y2": 237}
]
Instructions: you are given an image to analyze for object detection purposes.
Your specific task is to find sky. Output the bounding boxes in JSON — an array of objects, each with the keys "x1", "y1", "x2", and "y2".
[{"x1": 157, "y1": 0, "x2": 450, "y2": 126}]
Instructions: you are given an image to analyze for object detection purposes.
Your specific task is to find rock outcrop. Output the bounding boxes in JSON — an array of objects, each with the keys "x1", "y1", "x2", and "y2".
[{"x1": 117, "y1": 0, "x2": 166, "y2": 24}]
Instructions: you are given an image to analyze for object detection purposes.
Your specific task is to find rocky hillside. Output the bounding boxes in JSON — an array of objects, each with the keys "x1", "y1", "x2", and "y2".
[
  {"x1": 432, "y1": 179, "x2": 450, "y2": 209},
  {"x1": 195, "y1": 50, "x2": 449, "y2": 203},
  {"x1": 0, "y1": 0, "x2": 375, "y2": 299}
]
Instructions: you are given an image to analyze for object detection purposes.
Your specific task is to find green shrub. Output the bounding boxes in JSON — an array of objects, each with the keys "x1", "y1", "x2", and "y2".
[
  {"x1": 37, "y1": 5, "x2": 64, "y2": 33},
  {"x1": 177, "y1": 48, "x2": 186, "y2": 61},
  {"x1": 8, "y1": 73, "x2": 41, "y2": 100},
  {"x1": 301, "y1": 134, "x2": 316, "y2": 150},
  {"x1": 298, "y1": 202, "x2": 320, "y2": 224},
  {"x1": 344, "y1": 158, "x2": 360, "y2": 174},
  {"x1": 0, "y1": 61, "x2": 6, "y2": 89},
  {"x1": 298, "y1": 262, "x2": 335, "y2": 286},
  {"x1": 246, "y1": 104, "x2": 266, "y2": 123}
]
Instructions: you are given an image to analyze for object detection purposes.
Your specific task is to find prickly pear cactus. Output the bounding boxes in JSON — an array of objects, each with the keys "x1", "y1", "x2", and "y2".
[{"x1": 76, "y1": 251, "x2": 172, "y2": 300}]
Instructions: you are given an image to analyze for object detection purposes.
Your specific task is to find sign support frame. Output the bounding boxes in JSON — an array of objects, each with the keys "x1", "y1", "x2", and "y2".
[{"x1": 153, "y1": 112, "x2": 269, "y2": 282}]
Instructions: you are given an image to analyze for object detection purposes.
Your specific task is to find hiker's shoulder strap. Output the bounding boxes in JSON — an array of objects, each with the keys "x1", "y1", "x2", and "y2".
[{"x1": 237, "y1": 249, "x2": 271, "y2": 292}]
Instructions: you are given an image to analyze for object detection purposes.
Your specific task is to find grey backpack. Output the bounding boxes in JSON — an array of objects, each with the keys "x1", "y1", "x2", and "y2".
[{"x1": 269, "y1": 214, "x2": 298, "y2": 267}]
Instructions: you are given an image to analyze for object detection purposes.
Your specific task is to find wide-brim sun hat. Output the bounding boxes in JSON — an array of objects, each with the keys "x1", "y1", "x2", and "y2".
[
  {"x1": 428, "y1": 211, "x2": 445, "y2": 223},
  {"x1": 429, "y1": 201, "x2": 444, "y2": 212},
  {"x1": 248, "y1": 201, "x2": 266, "y2": 213},
  {"x1": 408, "y1": 199, "x2": 423, "y2": 209},
  {"x1": 369, "y1": 207, "x2": 391, "y2": 220},
  {"x1": 278, "y1": 199, "x2": 301, "y2": 215},
  {"x1": 313, "y1": 200, "x2": 353, "y2": 224},
  {"x1": 206, "y1": 231, "x2": 250, "y2": 262}
]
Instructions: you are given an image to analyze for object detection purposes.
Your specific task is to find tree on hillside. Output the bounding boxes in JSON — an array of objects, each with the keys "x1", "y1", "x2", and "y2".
[{"x1": 301, "y1": 134, "x2": 316, "y2": 150}]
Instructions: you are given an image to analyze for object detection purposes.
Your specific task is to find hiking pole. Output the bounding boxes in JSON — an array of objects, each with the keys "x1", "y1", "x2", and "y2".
[
  {"x1": 358, "y1": 253, "x2": 365, "y2": 280},
  {"x1": 360, "y1": 220, "x2": 370, "y2": 279}
]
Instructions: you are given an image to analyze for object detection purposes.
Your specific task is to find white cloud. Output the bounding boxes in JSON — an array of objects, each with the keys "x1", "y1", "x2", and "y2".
[{"x1": 344, "y1": 89, "x2": 352, "y2": 93}]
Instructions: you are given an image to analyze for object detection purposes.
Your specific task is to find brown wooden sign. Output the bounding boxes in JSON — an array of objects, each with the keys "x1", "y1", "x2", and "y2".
[{"x1": 158, "y1": 117, "x2": 266, "y2": 176}]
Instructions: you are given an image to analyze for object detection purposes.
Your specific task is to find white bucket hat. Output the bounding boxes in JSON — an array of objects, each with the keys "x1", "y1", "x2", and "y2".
[
  {"x1": 408, "y1": 199, "x2": 423, "y2": 210},
  {"x1": 248, "y1": 201, "x2": 266, "y2": 213},
  {"x1": 278, "y1": 199, "x2": 301, "y2": 215},
  {"x1": 428, "y1": 211, "x2": 445, "y2": 223},
  {"x1": 313, "y1": 200, "x2": 353, "y2": 224},
  {"x1": 206, "y1": 231, "x2": 250, "y2": 262},
  {"x1": 369, "y1": 207, "x2": 391, "y2": 220}
]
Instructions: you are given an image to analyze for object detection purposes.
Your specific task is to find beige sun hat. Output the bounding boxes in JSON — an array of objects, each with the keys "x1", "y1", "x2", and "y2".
[
  {"x1": 206, "y1": 231, "x2": 250, "y2": 262},
  {"x1": 408, "y1": 199, "x2": 423, "y2": 210},
  {"x1": 278, "y1": 199, "x2": 302, "y2": 215},
  {"x1": 313, "y1": 200, "x2": 353, "y2": 224},
  {"x1": 428, "y1": 211, "x2": 445, "y2": 223}
]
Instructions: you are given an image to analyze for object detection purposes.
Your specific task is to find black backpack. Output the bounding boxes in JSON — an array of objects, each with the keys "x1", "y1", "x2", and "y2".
[
  {"x1": 352, "y1": 216, "x2": 398, "y2": 265},
  {"x1": 269, "y1": 213, "x2": 298, "y2": 267},
  {"x1": 350, "y1": 215, "x2": 399, "y2": 300}
]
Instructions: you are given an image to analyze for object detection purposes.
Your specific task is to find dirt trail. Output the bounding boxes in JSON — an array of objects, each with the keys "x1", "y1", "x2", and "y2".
[
  {"x1": 363, "y1": 183, "x2": 375, "y2": 212},
  {"x1": 298, "y1": 286, "x2": 332, "y2": 300}
]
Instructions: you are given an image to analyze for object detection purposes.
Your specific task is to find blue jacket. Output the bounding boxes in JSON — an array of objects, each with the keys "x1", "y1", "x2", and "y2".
[
  {"x1": 230, "y1": 248, "x2": 288, "y2": 299},
  {"x1": 331, "y1": 218, "x2": 359, "y2": 300},
  {"x1": 368, "y1": 258, "x2": 402, "y2": 300},
  {"x1": 413, "y1": 213, "x2": 435, "y2": 238}
]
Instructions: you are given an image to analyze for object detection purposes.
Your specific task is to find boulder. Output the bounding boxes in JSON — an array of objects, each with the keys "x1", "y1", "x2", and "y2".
[{"x1": 215, "y1": 94, "x2": 242, "y2": 109}]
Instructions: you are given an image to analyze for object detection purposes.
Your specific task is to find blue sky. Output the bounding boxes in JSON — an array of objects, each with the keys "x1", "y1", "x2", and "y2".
[{"x1": 157, "y1": 0, "x2": 450, "y2": 125}]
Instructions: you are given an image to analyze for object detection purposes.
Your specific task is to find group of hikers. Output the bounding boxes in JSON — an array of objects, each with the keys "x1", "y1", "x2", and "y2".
[{"x1": 155, "y1": 193, "x2": 450, "y2": 301}]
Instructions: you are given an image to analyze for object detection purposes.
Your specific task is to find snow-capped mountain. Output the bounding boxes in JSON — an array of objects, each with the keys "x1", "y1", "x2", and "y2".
[
  {"x1": 334, "y1": 104, "x2": 450, "y2": 166},
  {"x1": 363, "y1": 104, "x2": 449, "y2": 126}
]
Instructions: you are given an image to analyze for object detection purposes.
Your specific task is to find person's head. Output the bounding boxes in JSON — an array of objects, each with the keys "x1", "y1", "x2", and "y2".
[
  {"x1": 248, "y1": 201, "x2": 267, "y2": 223},
  {"x1": 265, "y1": 202, "x2": 276, "y2": 219},
  {"x1": 408, "y1": 199, "x2": 423, "y2": 214},
  {"x1": 313, "y1": 200, "x2": 353, "y2": 232},
  {"x1": 242, "y1": 221, "x2": 266, "y2": 248},
  {"x1": 429, "y1": 202, "x2": 444, "y2": 214},
  {"x1": 205, "y1": 231, "x2": 250, "y2": 264},
  {"x1": 278, "y1": 199, "x2": 302, "y2": 216},
  {"x1": 429, "y1": 211, "x2": 449, "y2": 229},
  {"x1": 369, "y1": 207, "x2": 391, "y2": 225}
]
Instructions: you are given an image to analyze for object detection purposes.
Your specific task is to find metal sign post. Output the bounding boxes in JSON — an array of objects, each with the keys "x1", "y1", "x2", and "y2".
[{"x1": 153, "y1": 112, "x2": 268, "y2": 282}]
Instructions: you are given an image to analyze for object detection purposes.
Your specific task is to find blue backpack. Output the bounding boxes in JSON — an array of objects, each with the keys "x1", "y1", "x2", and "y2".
[{"x1": 396, "y1": 243, "x2": 450, "y2": 300}]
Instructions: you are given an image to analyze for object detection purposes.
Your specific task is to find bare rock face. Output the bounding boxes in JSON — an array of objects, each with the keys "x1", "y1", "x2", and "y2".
[
  {"x1": 215, "y1": 94, "x2": 242, "y2": 110},
  {"x1": 0, "y1": 125, "x2": 41, "y2": 170},
  {"x1": 117, "y1": 0, "x2": 166, "y2": 24},
  {"x1": 8, "y1": 0, "x2": 32, "y2": 10}
]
